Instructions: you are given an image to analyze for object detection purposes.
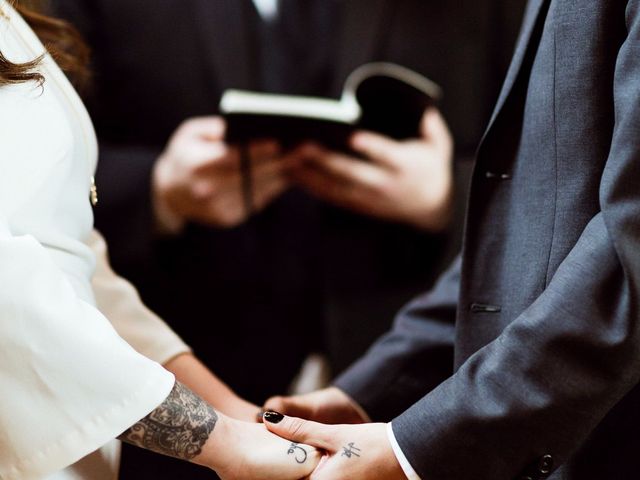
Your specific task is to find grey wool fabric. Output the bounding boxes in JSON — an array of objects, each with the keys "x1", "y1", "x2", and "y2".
[{"x1": 336, "y1": 1, "x2": 640, "y2": 478}]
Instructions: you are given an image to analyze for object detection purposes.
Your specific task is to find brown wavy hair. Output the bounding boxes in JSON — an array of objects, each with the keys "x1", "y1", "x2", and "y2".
[{"x1": 0, "y1": 0, "x2": 90, "y2": 88}]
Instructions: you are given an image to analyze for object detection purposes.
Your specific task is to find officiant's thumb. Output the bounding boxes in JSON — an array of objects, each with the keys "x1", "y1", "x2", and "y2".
[{"x1": 263, "y1": 411, "x2": 334, "y2": 450}]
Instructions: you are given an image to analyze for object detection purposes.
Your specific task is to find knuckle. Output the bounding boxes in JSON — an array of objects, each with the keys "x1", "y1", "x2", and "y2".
[
  {"x1": 288, "y1": 418, "x2": 307, "y2": 438},
  {"x1": 264, "y1": 395, "x2": 282, "y2": 408},
  {"x1": 266, "y1": 396, "x2": 286, "y2": 411}
]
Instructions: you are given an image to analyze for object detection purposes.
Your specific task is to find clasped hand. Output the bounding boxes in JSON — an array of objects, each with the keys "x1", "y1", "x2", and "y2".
[
  {"x1": 285, "y1": 107, "x2": 453, "y2": 232},
  {"x1": 209, "y1": 414, "x2": 322, "y2": 480},
  {"x1": 258, "y1": 388, "x2": 407, "y2": 480},
  {"x1": 153, "y1": 117, "x2": 291, "y2": 231},
  {"x1": 214, "y1": 387, "x2": 407, "y2": 479}
]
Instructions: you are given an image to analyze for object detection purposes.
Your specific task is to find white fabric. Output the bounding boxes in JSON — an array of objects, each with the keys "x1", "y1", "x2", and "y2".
[
  {"x1": 252, "y1": 0, "x2": 279, "y2": 21},
  {"x1": 387, "y1": 423, "x2": 422, "y2": 480},
  {"x1": 0, "y1": 2, "x2": 184, "y2": 479}
]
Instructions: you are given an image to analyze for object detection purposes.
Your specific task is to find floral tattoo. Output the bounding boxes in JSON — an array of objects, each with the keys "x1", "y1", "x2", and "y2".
[{"x1": 118, "y1": 382, "x2": 218, "y2": 461}]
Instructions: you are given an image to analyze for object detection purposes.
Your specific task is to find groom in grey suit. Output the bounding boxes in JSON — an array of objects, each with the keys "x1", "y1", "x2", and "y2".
[{"x1": 263, "y1": 1, "x2": 640, "y2": 478}]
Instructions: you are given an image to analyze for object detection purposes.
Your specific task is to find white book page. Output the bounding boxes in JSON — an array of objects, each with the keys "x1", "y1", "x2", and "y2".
[{"x1": 220, "y1": 90, "x2": 361, "y2": 123}]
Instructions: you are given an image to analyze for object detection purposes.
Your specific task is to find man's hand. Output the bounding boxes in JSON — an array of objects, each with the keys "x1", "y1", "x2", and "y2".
[
  {"x1": 263, "y1": 412, "x2": 407, "y2": 480},
  {"x1": 263, "y1": 387, "x2": 369, "y2": 425},
  {"x1": 152, "y1": 117, "x2": 290, "y2": 231},
  {"x1": 288, "y1": 108, "x2": 453, "y2": 231}
]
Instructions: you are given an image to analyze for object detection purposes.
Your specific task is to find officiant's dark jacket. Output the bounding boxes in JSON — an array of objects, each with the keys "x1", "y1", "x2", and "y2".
[
  {"x1": 336, "y1": 1, "x2": 640, "y2": 478},
  {"x1": 54, "y1": 0, "x2": 523, "y2": 390}
]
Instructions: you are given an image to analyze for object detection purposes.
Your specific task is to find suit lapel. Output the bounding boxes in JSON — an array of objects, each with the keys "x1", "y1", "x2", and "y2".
[
  {"x1": 479, "y1": 0, "x2": 549, "y2": 146},
  {"x1": 331, "y1": 0, "x2": 389, "y2": 94},
  {"x1": 192, "y1": 0, "x2": 257, "y2": 92}
]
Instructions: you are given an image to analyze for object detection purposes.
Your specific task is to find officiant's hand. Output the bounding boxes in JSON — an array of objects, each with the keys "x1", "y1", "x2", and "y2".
[
  {"x1": 288, "y1": 108, "x2": 453, "y2": 232},
  {"x1": 263, "y1": 412, "x2": 407, "y2": 480},
  {"x1": 153, "y1": 117, "x2": 290, "y2": 232}
]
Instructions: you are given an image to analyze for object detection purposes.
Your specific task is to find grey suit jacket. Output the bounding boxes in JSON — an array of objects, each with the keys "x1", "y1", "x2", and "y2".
[{"x1": 336, "y1": 1, "x2": 640, "y2": 478}]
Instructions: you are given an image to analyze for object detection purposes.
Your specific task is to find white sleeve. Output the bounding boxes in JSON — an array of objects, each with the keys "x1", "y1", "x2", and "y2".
[
  {"x1": 0, "y1": 221, "x2": 176, "y2": 480},
  {"x1": 387, "y1": 423, "x2": 422, "y2": 480},
  {"x1": 89, "y1": 230, "x2": 191, "y2": 365}
]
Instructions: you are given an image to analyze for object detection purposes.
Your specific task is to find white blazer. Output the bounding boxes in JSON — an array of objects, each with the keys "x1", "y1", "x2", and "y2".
[{"x1": 0, "y1": 2, "x2": 190, "y2": 479}]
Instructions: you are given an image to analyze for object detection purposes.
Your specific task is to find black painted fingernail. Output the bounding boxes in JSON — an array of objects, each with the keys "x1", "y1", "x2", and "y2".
[{"x1": 263, "y1": 411, "x2": 284, "y2": 424}]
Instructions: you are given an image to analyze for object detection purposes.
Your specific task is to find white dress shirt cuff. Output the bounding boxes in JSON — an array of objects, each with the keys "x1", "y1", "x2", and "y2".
[{"x1": 387, "y1": 422, "x2": 422, "y2": 480}]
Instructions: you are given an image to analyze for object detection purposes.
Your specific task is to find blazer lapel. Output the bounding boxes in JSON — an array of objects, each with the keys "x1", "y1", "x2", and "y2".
[
  {"x1": 478, "y1": 0, "x2": 549, "y2": 146},
  {"x1": 192, "y1": 0, "x2": 257, "y2": 92},
  {"x1": 331, "y1": 0, "x2": 389, "y2": 94}
]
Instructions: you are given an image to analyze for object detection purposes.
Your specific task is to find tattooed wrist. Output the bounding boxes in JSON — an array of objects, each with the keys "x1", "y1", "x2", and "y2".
[
  {"x1": 287, "y1": 442, "x2": 309, "y2": 464},
  {"x1": 118, "y1": 381, "x2": 218, "y2": 461}
]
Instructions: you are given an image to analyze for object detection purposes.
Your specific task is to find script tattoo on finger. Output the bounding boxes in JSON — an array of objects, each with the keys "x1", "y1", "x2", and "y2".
[
  {"x1": 287, "y1": 442, "x2": 308, "y2": 464},
  {"x1": 118, "y1": 382, "x2": 217, "y2": 461},
  {"x1": 341, "y1": 442, "x2": 362, "y2": 458}
]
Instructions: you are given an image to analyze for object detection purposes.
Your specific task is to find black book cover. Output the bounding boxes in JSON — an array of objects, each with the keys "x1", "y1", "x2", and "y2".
[{"x1": 220, "y1": 62, "x2": 442, "y2": 151}]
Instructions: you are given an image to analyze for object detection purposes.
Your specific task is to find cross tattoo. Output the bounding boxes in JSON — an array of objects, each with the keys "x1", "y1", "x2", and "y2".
[{"x1": 341, "y1": 442, "x2": 362, "y2": 458}]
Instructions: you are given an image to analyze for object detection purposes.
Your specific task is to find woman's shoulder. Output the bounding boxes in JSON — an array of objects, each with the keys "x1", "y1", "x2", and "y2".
[
  {"x1": 0, "y1": 0, "x2": 75, "y2": 168},
  {"x1": 0, "y1": 0, "x2": 43, "y2": 62},
  {"x1": 0, "y1": 77, "x2": 74, "y2": 157}
]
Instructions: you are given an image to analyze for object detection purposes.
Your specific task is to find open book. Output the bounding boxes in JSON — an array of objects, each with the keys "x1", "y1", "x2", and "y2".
[{"x1": 220, "y1": 63, "x2": 442, "y2": 151}]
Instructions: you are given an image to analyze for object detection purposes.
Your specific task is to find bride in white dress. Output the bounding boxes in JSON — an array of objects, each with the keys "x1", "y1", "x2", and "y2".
[{"x1": 0, "y1": 1, "x2": 319, "y2": 479}]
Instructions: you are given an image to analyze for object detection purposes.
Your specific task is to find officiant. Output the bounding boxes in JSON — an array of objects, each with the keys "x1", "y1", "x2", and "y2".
[{"x1": 52, "y1": 0, "x2": 524, "y2": 478}]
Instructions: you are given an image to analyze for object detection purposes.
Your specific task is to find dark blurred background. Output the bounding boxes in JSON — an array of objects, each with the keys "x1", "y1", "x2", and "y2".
[{"x1": 52, "y1": 0, "x2": 526, "y2": 478}]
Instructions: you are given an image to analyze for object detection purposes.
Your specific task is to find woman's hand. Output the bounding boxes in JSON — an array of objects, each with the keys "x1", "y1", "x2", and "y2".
[
  {"x1": 203, "y1": 414, "x2": 322, "y2": 479},
  {"x1": 263, "y1": 413, "x2": 406, "y2": 480}
]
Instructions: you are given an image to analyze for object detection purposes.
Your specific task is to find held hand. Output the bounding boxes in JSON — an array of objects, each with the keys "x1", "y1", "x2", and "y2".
[
  {"x1": 217, "y1": 395, "x2": 263, "y2": 423},
  {"x1": 264, "y1": 387, "x2": 369, "y2": 425},
  {"x1": 163, "y1": 353, "x2": 262, "y2": 424},
  {"x1": 204, "y1": 414, "x2": 322, "y2": 480},
  {"x1": 263, "y1": 413, "x2": 407, "y2": 480},
  {"x1": 288, "y1": 108, "x2": 453, "y2": 231},
  {"x1": 152, "y1": 117, "x2": 290, "y2": 231}
]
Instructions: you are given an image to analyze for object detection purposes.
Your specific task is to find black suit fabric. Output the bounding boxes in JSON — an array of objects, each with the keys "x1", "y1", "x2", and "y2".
[{"x1": 337, "y1": 0, "x2": 640, "y2": 478}]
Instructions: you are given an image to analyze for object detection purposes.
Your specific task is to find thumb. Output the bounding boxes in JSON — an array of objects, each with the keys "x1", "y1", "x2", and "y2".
[
  {"x1": 420, "y1": 108, "x2": 452, "y2": 148},
  {"x1": 263, "y1": 412, "x2": 335, "y2": 451},
  {"x1": 349, "y1": 131, "x2": 401, "y2": 169}
]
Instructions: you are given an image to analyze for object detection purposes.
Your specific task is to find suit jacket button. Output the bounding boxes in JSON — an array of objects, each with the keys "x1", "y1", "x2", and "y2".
[{"x1": 538, "y1": 454, "x2": 553, "y2": 474}]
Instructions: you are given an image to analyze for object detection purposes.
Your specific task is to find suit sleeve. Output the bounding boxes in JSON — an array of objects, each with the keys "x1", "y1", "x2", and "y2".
[
  {"x1": 89, "y1": 229, "x2": 191, "y2": 365},
  {"x1": 386, "y1": 4, "x2": 640, "y2": 479},
  {"x1": 334, "y1": 256, "x2": 458, "y2": 422}
]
